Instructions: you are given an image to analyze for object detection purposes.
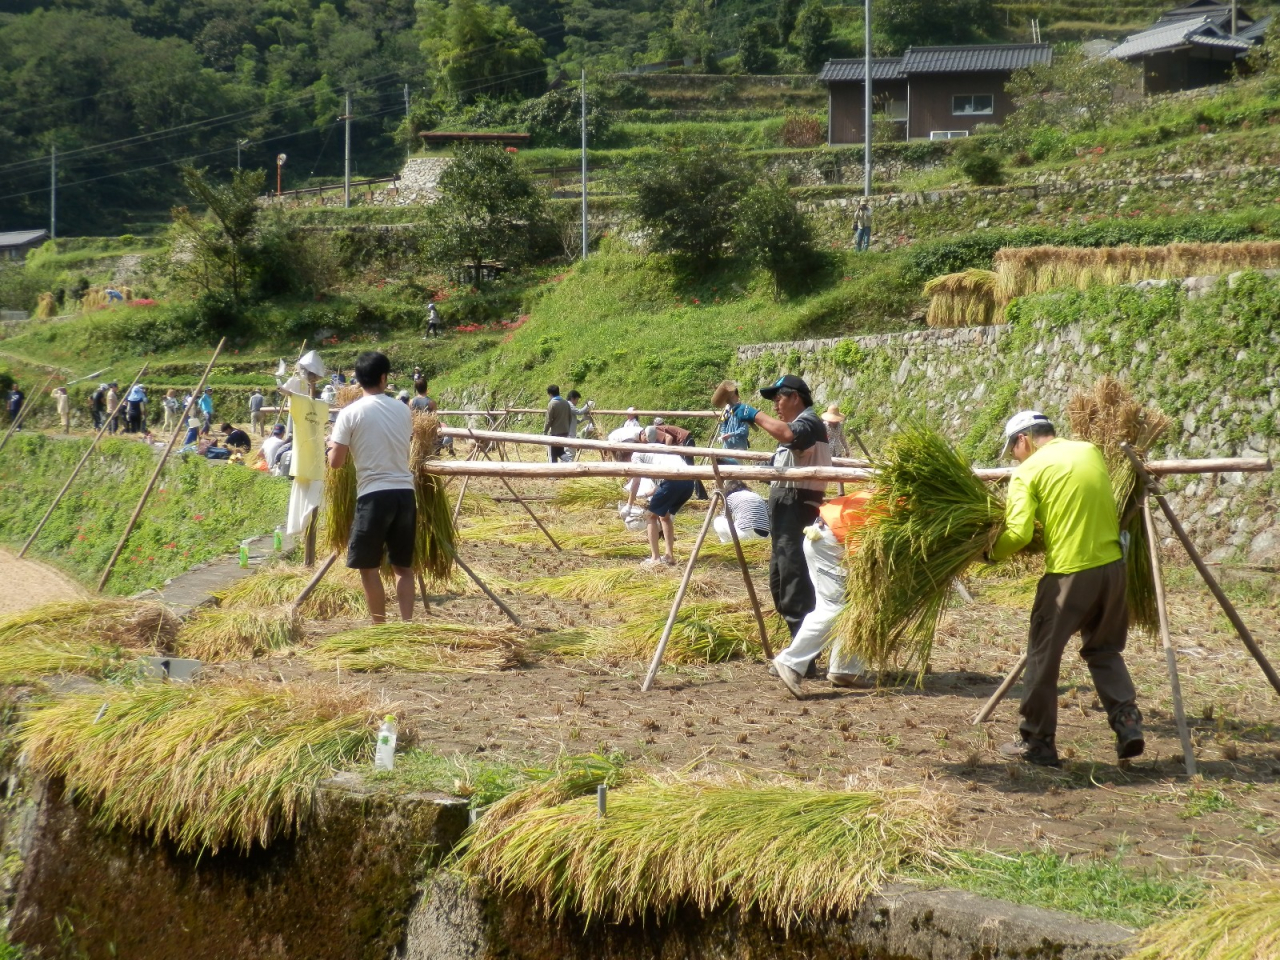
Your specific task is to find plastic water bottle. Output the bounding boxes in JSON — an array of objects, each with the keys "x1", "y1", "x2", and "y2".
[
  {"x1": 238, "y1": 540, "x2": 249, "y2": 568},
  {"x1": 373, "y1": 716, "x2": 397, "y2": 772},
  {"x1": 273, "y1": 525, "x2": 284, "y2": 552}
]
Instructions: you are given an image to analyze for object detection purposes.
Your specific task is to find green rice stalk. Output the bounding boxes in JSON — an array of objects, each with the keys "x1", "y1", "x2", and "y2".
[
  {"x1": 0, "y1": 599, "x2": 179, "y2": 651},
  {"x1": 19, "y1": 682, "x2": 382, "y2": 854},
  {"x1": 840, "y1": 425, "x2": 1005, "y2": 678},
  {"x1": 215, "y1": 565, "x2": 366, "y2": 620},
  {"x1": 175, "y1": 606, "x2": 303, "y2": 662},
  {"x1": 304, "y1": 622, "x2": 523, "y2": 673},
  {"x1": 458, "y1": 782, "x2": 954, "y2": 928},
  {"x1": 1130, "y1": 878, "x2": 1280, "y2": 960}
]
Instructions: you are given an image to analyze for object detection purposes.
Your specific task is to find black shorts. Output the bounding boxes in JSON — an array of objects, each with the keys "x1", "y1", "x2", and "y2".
[{"x1": 347, "y1": 489, "x2": 416, "y2": 570}]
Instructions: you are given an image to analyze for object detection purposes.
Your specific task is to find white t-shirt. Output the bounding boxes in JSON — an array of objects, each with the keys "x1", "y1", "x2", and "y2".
[
  {"x1": 331, "y1": 393, "x2": 414, "y2": 497},
  {"x1": 608, "y1": 426, "x2": 642, "y2": 445},
  {"x1": 631, "y1": 451, "x2": 687, "y2": 472},
  {"x1": 261, "y1": 435, "x2": 285, "y2": 468}
]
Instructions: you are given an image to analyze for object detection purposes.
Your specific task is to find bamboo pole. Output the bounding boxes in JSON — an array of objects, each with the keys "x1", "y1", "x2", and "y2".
[
  {"x1": 417, "y1": 572, "x2": 431, "y2": 615},
  {"x1": 972, "y1": 653, "x2": 1027, "y2": 725},
  {"x1": 438, "y1": 407, "x2": 723, "y2": 420},
  {"x1": 482, "y1": 458, "x2": 562, "y2": 551},
  {"x1": 450, "y1": 443, "x2": 484, "y2": 524},
  {"x1": 451, "y1": 550, "x2": 521, "y2": 626},
  {"x1": 641, "y1": 491, "x2": 721, "y2": 692},
  {"x1": 272, "y1": 339, "x2": 306, "y2": 430},
  {"x1": 19, "y1": 364, "x2": 148, "y2": 557},
  {"x1": 290, "y1": 551, "x2": 337, "y2": 615},
  {"x1": 0, "y1": 372, "x2": 57, "y2": 456},
  {"x1": 1120, "y1": 444, "x2": 1280, "y2": 698},
  {"x1": 1144, "y1": 499, "x2": 1197, "y2": 775},
  {"x1": 710, "y1": 457, "x2": 772, "y2": 660},
  {"x1": 97, "y1": 339, "x2": 226, "y2": 592}
]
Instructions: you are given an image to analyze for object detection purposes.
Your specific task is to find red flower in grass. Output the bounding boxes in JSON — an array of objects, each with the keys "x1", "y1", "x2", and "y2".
[{"x1": 193, "y1": 514, "x2": 204, "y2": 521}]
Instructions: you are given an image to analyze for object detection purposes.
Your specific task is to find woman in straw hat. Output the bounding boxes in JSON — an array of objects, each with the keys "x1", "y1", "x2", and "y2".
[{"x1": 822, "y1": 403, "x2": 848, "y2": 495}]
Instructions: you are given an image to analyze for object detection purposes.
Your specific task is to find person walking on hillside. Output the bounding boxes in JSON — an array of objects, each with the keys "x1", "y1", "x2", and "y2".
[
  {"x1": 853, "y1": 199, "x2": 872, "y2": 252},
  {"x1": 199, "y1": 388, "x2": 214, "y2": 434},
  {"x1": 249, "y1": 388, "x2": 266, "y2": 436},
  {"x1": 729, "y1": 375, "x2": 831, "y2": 654},
  {"x1": 53, "y1": 386, "x2": 70, "y2": 433},
  {"x1": 327, "y1": 351, "x2": 417, "y2": 625},
  {"x1": 7, "y1": 384, "x2": 24, "y2": 430},
  {"x1": 425, "y1": 300, "x2": 443, "y2": 338},
  {"x1": 989, "y1": 411, "x2": 1144, "y2": 768},
  {"x1": 105, "y1": 382, "x2": 120, "y2": 434},
  {"x1": 89, "y1": 383, "x2": 107, "y2": 431},
  {"x1": 544, "y1": 384, "x2": 572, "y2": 463}
]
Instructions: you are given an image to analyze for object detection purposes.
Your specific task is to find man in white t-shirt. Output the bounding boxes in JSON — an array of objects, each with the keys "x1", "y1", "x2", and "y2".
[
  {"x1": 326, "y1": 351, "x2": 416, "y2": 624},
  {"x1": 624, "y1": 427, "x2": 695, "y2": 568}
]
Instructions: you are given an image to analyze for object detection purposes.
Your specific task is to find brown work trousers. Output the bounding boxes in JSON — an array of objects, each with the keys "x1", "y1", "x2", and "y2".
[{"x1": 1020, "y1": 558, "x2": 1137, "y2": 748}]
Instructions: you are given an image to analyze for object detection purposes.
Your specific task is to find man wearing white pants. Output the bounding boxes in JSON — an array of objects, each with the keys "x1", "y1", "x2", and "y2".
[{"x1": 773, "y1": 520, "x2": 869, "y2": 699}]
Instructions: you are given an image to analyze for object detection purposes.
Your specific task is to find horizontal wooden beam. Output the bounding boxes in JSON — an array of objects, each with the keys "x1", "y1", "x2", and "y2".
[{"x1": 436, "y1": 408, "x2": 724, "y2": 420}]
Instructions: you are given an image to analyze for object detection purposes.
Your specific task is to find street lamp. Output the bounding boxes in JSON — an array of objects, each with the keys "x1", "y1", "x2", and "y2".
[
  {"x1": 276, "y1": 153, "x2": 287, "y2": 196},
  {"x1": 236, "y1": 139, "x2": 251, "y2": 170}
]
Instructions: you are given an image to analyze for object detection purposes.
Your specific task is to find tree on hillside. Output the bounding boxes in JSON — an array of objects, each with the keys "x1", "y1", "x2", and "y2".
[
  {"x1": 733, "y1": 180, "x2": 820, "y2": 300},
  {"x1": 620, "y1": 147, "x2": 752, "y2": 269},
  {"x1": 793, "y1": 2, "x2": 832, "y2": 72},
  {"x1": 427, "y1": 144, "x2": 548, "y2": 284},
  {"x1": 418, "y1": 0, "x2": 547, "y2": 104},
  {"x1": 776, "y1": 0, "x2": 804, "y2": 45},
  {"x1": 879, "y1": 0, "x2": 996, "y2": 53},
  {"x1": 1006, "y1": 50, "x2": 1132, "y2": 134},
  {"x1": 517, "y1": 83, "x2": 613, "y2": 147},
  {"x1": 167, "y1": 166, "x2": 266, "y2": 310},
  {"x1": 738, "y1": 19, "x2": 778, "y2": 74}
]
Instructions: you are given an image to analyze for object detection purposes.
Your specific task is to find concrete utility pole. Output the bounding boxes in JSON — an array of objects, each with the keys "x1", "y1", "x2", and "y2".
[
  {"x1": 580, "y1": 69, "x2": 588, "y2": 261},
  {"x1": 50, "y1": 146, "x2": 56, "y2": 240},
  {"x1": 236, "y1": 139, "x2": 250, "y2": 170},
  {"x1": 863, "y1": 0, "x2": 872, "y2": 198},
  {"x1": 343, "y1": 90, "x2": 353, "y2": 209},
  {"x1": 404, "y1": 84, "x2": 411, "y2": 159}
]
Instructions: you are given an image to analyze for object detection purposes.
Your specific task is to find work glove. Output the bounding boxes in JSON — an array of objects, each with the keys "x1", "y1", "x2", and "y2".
[
  {"x1": 586, "y1": 399, "x2": 595, "y2": 409},
  {"x1": 733, "y1": 402, "x2": 758, "y2": 424}
]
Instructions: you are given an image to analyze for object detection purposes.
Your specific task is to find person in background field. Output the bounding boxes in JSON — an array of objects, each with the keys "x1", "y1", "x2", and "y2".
[
  {"x1": 221, "y1": 422, "x2": 252, "y2": 451},
  {"x1": 105, "y1": 382, "x2": 120, "y2": 434},
  {"x1": 327, "y1": 350, "x2": 417, "y2": 625},
  {"x1": 52, "y1": 386, "x2": 70, "y2": 433},
  {"x1": 249, "y1": 388, "x2": 266, "y2": 435},
  {"x1": 853, "y1": 199, "x2": 872, "y2": 252},
  {"x1": 320, "y1": 380, "x2": 337, "y2": 404},
  {"x1": 712, "y1": 479, "x2": 769, "y2": 544},
  {"x1": 397, "y1": 390, "x2": 411, "y2": 405},
  {"x1": 544, "y1": 384, "x2": 572, "y2": 463},
  {"x1": 124, "y1": 383, "x2": 147, "y2": 434},
  {"x1": 7, "y1": 383, "x2": 24, "y2": 429},
  {"x1": 410, "y1": 379, "x2": 437, "y2": 414},
  {"x1": 821, "y1": 403, "x2": 850, "y2": 496},
  {"x1": 162, "y1": 389, "x2": 180, "y2": 433},
  {"x1": 199, "y1": 388, "x2": 214, "y2": 434},
  {"x1": 425, "y1": 300, "x2": 443, "y2": 338},
  {"x1": 712, "y1": 381, "x2": 749, "y2": 455},
  {"x1": 988, "y1": 411, "x2": 1144, "y2": 768},
  {"x1": 729, "y1": 375, "x2": 831, "y2": 655},
  {"x1": 624, "y1": 429, "x2": 695, "y2": 568},
  {"x1": 624, "y1": 407, "x2": 641, "y2": 430},
  {"x1": 261, "y1": 423, "x2": 287, "y2": 471},
  {"x1": 90, "y1": 384, "x2": 107, "y2": 431},
  {"x1": 182, "y1": 416, "x2": 202, "y2": 448},
  {"x1": 566, "y1": 389, "x2": 593, "y2": 440}
]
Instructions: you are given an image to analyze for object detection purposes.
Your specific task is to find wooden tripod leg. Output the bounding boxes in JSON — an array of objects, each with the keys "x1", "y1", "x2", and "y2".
[
  {"x1": 291, "y1": 551, "x2": 338, "y2": 616},
  {"x1": 642, "y1": 496, "x2": 718, "y2": 692},
  {"x1": 452, "y1": 552, "x2": 521, "y2": 627},
  {"x1": 710, "y1": 460, "x2": 773, "y2": 660},
  {"x1": 417, "y1": 573, "x2": 431, "y2": 615},
  {"x1": 972, "y1": 653, "x2": 1027, "y2": 724},
  {"x1": 472, "y1": 430, "x2": 561, "y2": 551},
  {"x1": 1144, "y1": 500, "x2": 1197, "y2": 776}
]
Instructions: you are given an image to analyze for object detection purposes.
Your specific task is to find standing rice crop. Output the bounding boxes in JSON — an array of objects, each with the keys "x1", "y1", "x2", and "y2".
[
  {"x1": 0, "y1": 599, "x2": 179, "y2": 650},
  {"x1": 215, "y1": 565, "x2": 365, "y2": 619},
  {"x1": 175, "y1": 606, "x2": 303, "y2": 661},
  {"x1": 839, "y1": 425, "x2": 1004, "y2": 677},
  {"x1": 304, "y1": 622, "x2": 523, "y2": 673},
  {"x1": 1129, "y1": 877, "x2": 1280, "y2": 960},
  {"x1": 19, "y1": 681, "x2": 383, "y2": 854},
  {"x1": 458, "y1": 782, "x2": 955, "y2": 928},
  {"x1": 1066, "y1": 377, "x2": 1172, "y2": 636}
]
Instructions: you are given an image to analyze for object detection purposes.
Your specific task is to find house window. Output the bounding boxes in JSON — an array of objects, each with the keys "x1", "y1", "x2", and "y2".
[
  {"x1": 952, "y1": 94, "x2": 994, "y2": 116},
  {"x1": 929, "y1": 130, "x2": 970, "y2": 140}
]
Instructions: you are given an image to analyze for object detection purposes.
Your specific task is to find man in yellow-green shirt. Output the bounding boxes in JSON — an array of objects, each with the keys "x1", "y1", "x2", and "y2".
[{"x1": 988, "y1": 411, "x2": 1144, "y2": 768}]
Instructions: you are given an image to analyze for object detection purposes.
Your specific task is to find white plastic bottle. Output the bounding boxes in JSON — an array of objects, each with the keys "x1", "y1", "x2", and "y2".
[{"x1": 373, "y1": 715, "x2": 397, "y2": 772}]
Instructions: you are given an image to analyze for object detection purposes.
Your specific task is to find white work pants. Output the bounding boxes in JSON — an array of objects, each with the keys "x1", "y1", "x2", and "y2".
[{"x1": 774, "y1": 525, "x2": 866, "y2": 677}]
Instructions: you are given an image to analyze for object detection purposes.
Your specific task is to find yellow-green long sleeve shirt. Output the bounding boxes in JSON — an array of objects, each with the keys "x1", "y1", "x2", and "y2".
[{"x1": 990, "y1": 438, "x2": 1122, "y2": 575}]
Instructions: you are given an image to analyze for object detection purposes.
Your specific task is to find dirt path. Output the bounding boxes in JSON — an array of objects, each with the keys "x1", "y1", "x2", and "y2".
[{"x1": 0, "y1": 547, "x2": 85, "y2": 615}]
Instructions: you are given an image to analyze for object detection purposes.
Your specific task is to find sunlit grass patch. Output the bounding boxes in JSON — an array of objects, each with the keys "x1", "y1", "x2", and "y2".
[
  {"x1": 19, "y1": 681, "x2": 383, "y2": 854},
  {"x1": 303, "y1": 622, "x2": 523, "y2": 674}
]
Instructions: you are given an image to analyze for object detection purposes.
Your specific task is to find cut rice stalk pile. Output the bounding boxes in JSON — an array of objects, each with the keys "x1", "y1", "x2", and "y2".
[
  {"x1": 571, "y1": 601, "x2": 781, "y2": 664},
  {"x1": 0, "y1": 639, "x2": 142, "y2": 685},
  {"x1": 175, "y1": 606, "x2": 303, "y2": 661},
  {"x1": 19, "y1": 682, "x2": 382, "y2": 854},
  {"x1": 840, "y1": 425, "x2": 1004, "y2": 677},
  {"x1": 459, "y1": 783, "x2": 954, "y2": 928},
  {"x1": 304, "y1": 622, "x2": 523, "y2": 673},
  {"x1": 923, "y1": 269, "x2": 999, "y2": 328},
  {"x1": 1066, "y1": 377, "x2": 1172, "y2": 636},
  {"x1": 1130, "y1": 877, "x2": 1280, "y2": 960},
  {"x1": 0, "y1": 598, "x2": 179, "y2": 650},
  {"x1": 554, "y1": 478, "x2": 628, "y2": 510},
  {"x1": 215, "y1": 565, "x2": 365, "y2": 620},
  {"x1": 411, "y1": 411, "x2": 456, "y2": 583}
]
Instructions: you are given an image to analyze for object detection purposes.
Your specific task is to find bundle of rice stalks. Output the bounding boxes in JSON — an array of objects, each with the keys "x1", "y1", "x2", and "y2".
[
  {"x1": 458, "y1": 782, "x2": 954, "y2": 928},
  {"x1": 412, "y1": 410, "x2": 456, "y2": 584},
  {"x1": 215, "y1": 565, "x2": 365, "y2": 620},
  {"x1": 523, "y1": 567, "x2": 672, "y2": 604},
  {"x1": 0, "y1": 598, "x2": 179, "y2": 650},
  {"x1": 1130, "y1": 878, "x2": 1280, "y2": 960},
  {"x1": 840, "y1": 425, "x2": 1004, "y2": 677},
  {"x1": 993, "y1": 242, "x2": 1280, "y2": 304},
  {"x1": 923, "y1": 269, "x2": 999, "y2": 328},
  {"x1": 472, "y1": 752, "x2": 631, "y2": 824},
  {"x1": 554, "y1": 479, "x2": 627, "y2": 510},
  {"x1": 35, "y1": 292, "x2": 56, "y2": 320},
  {"x1": 320, "y1": 457, "x2": 358, "y2": 557},
  {"x1": 19, "y1": 681, "x2": 382, "y2": 854},
  {"x1": 577, "y1": 601, "x2": 781, "y2": 664},
  {"x1": 304, "y1": 622, "x2": 523, "y2": 673},
  {"x1": 1066, "y1": 377, "x2": 1173, "y2": 636},
  {"x1": 175, "y1": 606, "x2": 303, "y2": 661}
]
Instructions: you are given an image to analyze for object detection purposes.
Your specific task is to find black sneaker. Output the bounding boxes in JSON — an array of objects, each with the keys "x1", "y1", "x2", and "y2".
[
  {"x1": 1113, "y1": 706, "x2": 1145, "y2": 760},
  {"x1": 999, "y1": 739, "x2": 1062, "y2": 768}
]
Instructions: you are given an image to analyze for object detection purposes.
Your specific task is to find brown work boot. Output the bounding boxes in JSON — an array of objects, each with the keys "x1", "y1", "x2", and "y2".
[
  {"x1": 1113, "y1": 706, "x2": 1145, "y2": 760},
  {"x1": 772, "y1": 659, "x2": 806, "y2": 700},
  {"x1": 998, "y1": 738, "x2": 1061, "y2": 768}
]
